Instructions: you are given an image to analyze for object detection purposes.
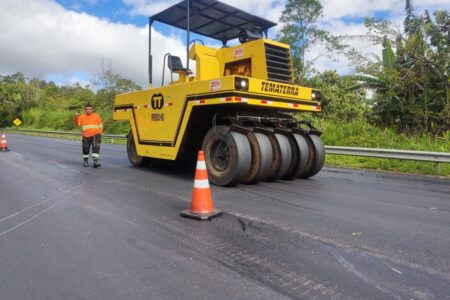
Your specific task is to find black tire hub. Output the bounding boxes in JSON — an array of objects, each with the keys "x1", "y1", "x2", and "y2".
[{"x1": 210, "y1": 139, "x2": 230, "y2": 172}]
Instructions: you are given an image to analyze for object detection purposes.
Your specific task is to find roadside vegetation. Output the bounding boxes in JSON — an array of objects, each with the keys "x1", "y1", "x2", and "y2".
[
  {"x1": 0, "y1": 0, "x2": 448, "y2": 176},
  {"x1": 317, "y1": 118, "x2": 449, "y2": 176}
]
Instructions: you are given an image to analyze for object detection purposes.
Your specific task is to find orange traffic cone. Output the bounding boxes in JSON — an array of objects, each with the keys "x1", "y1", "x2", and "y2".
[
  {"x1": 0, "y1": 131, "x2": 9, "y2": 151},
  {"x1": 181, "y1": 150, "x2": 222, "y2": 221}
]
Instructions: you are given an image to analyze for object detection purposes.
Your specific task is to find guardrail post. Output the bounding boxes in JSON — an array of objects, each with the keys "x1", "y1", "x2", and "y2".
[{"x1": 435, "y1": 162, "x2": 441, "y2": 176}]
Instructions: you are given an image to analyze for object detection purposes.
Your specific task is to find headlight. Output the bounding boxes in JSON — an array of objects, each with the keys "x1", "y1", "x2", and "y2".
[
  {"x1": 235, "y1": 77, "x2": 249, "y2": 91},
  {"x1": 312, "y1": 90, "x2": 321, "y2": 100}
]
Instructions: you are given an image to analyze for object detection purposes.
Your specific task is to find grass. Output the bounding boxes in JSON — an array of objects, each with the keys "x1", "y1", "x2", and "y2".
[{"x1": 314, "y1": 118, "x2": 450, "y2": 177}]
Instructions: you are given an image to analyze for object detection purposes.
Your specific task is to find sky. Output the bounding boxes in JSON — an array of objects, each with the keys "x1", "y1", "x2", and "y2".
[{"x1": 0, "y1": 0, "x2": 448, "y2": 88}]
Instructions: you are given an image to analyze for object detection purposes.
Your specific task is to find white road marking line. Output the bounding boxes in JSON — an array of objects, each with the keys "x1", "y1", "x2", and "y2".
[
  {"x1": 326, "y1": 246, "x2": 397, "y2": 299},
  {"x1": 0, "y1": 184, "x2": 83, "y2": 224},
  {"x1": 0, "y1": 198, "x2": 66, "y2": 238},
  {"x1": 388, "y1": 266, "x2": 403, "y2": 274},
  {"x1": 0, "y1": 186, "x2": 83, "y2": 239},
  {"x1": 233, "y1": 212, "x2": 450, "y2": 281}
]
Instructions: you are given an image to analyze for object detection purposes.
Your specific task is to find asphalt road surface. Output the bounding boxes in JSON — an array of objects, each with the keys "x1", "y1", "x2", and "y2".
[{"x1": 0, "y1": 134, "x2": 449, "y2": 300}]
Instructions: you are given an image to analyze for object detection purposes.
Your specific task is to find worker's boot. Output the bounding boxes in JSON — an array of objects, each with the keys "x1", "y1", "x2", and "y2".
[
  {"x1": 83, "y1": 158, "x2": 89, "y2": 167},
  {"x1": 93, "y1": 158, "x2": 101, "y2": 168}
]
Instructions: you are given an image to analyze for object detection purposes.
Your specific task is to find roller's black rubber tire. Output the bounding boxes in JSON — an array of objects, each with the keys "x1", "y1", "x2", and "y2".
[
  {"x1": 202, "y1": 126, "x2": 252, "y2": 186},
  {"x1": 306, "y1": 134, "x2": 325, "y2": 177},
  {"x1": 282, "y1": 133, "x2": 300, "y2": 180},
  {"x1": 291, "y1": 133, "x2": 310, "y2": 178},
  {"x1": 298, "y1": 135, "x2": 314, "y2": 178},
  {"x1": 254, "y1": 132, "x2": 273, "y2": 182},
  {"x1": 264, "y1": 131, "x2": 282, "y2": 181},
  {"x1": 243, "y1": 131, "x2": 262, "y2": 184},
  {"x1": 244, "y1": 132, "x2": 274, "y2": 183},
  {"x1": 273, "y1": 133, "x2": 292, "y2": 180},
  {"x1": 127, "y1": 130, "x2": 147, "y2": 167},
  {"x1": 299, "y1": 134, "x2": 325, "y2": 178}
]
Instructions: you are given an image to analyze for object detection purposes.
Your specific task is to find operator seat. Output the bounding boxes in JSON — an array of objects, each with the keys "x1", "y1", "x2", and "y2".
[{"x1": 168, "y1": 55, "x2": 192, "y2": 75}]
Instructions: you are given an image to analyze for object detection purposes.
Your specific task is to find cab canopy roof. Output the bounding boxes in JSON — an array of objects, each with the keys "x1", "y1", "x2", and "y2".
[{"x1": 151, "y1": 0, "x2": 277, "y2": 44}]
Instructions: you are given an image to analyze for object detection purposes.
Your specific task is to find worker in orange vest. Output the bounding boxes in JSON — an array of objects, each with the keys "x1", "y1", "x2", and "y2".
[{"x1": 74, "y1": 103, "x2": 103, "y2": 168}]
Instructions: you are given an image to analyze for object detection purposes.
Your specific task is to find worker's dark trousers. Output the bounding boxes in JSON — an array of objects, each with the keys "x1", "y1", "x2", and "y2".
[{"x1": 82, "y1": 134, "x2": 101, "y2": 160}]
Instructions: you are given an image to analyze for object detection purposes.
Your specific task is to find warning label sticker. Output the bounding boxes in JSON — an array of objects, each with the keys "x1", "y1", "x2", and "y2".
[
  {"x1": 233, "y1": 48, "x2": 244, "y2": 58},
  {"x1": 209, "y1": 80, "x2": 221, "y2": 91}
]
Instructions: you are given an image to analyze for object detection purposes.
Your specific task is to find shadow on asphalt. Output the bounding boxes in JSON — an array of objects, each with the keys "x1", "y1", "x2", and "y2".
[
  {"x1": 55, "y1": 157, "x2": 197, "y2": 184},
  {"x1": 132, "y1": 159, "x2": 197, "y2": 181}
]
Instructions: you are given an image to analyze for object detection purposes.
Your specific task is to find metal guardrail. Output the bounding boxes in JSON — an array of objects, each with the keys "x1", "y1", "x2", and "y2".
[
  {"x1": 326, "y1": 146, "x2": 450, "y2": 175},
  {"x1": 5, "y1": 128, "x2": 450, "y2": 174},
  {"x1": 325, "y1": 146, "x2": 450, "y2": 163},
  {"x1": 6, "y1": 128, "x2": 126, "y2": 142}
]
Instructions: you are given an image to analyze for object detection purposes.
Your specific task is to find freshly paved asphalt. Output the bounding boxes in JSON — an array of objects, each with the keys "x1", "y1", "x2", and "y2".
[{"x1": 0, "y1": 134, "x2": 449, "y2": 300}]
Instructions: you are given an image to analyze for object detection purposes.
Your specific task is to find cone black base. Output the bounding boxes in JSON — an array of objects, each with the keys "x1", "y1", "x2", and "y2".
[
  {"x1": 180, "y1": 209, "x2": 222, "y2": 221},
  {"x1": 0, "y1": 149, "x2": 10, "y2": 152}
]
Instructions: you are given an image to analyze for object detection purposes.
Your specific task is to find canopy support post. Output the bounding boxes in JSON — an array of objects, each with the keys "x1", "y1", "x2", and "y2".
[
  {"x1": 186, "y1": 0, "x2": 190, "y2": 71},
  {"x1": 149, "y1": 17, "x2": 154, "y2": 87}
]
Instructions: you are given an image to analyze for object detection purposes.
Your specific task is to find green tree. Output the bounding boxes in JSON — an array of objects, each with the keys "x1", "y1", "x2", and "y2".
[
  {"x1": 61, "y1": 83, "x2": 96, "y2": 110},
  {"x1": 346, "y1": 1, "x2": 449, "y2": 135},
  {"x1": 91, "y1": 68, "x2": 141, "y2": 112},
  {"x1": 277, "y1": 0, "x2": 346, "y2": 83},
  {"x1": 0, "y1": 69, "x2": 138, "y2": 132},
  {"x1": 308, "y1": 70, "x2": 368, "y2": 122},
  {"x1": 91, "y1": 68, "x2": 141, "y2": 133},
  {"x1": 0, "y1": 73, "x2": 30, "y2": 127}
]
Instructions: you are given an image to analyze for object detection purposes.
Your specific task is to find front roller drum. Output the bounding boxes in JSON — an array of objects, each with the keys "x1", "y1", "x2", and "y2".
[{"x1": 202, "y1": 126, "x2": 252, "y2": 186}]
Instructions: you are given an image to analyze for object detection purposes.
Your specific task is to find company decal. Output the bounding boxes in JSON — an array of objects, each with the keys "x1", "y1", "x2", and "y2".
[
  {"x1": 151, "y1": 113, "x2": 164, "y2": 121},
  {"x1": 261, "y1": 81, "x2": 299, "y2": 96},
  {"x1": 233, "y1": 48, "x2": 244, "y2": 58},
  {"x1": 151, "y1": 93, "x2": 164, "y2": 110},
  {"x1": 209, "y1": 80, "x2": 221, "y2": 91}
]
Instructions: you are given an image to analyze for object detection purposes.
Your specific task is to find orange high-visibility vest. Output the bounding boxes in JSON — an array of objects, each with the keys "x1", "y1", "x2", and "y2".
[{"x1": 75, "y1": 113, "x2": 103, "y2": 137}]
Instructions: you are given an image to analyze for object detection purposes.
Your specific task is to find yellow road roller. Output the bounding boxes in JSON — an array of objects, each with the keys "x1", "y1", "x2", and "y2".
[{"x1": 114, "y1": 0, "x2": 325, "y2": 186}]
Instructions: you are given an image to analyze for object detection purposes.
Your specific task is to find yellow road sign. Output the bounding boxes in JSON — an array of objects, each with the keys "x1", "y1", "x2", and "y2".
[{"x1": 13, "y1": 118, "x2": 22, "y2": 126}]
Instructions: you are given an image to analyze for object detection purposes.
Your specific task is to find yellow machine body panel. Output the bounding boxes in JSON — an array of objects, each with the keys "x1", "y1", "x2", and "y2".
[
  {"x1": 188, "y1": 39, "x2": 293, "y2": 83},
  {"x1": 114, "y1": 69, "x2": 320, "y2": 161}
]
